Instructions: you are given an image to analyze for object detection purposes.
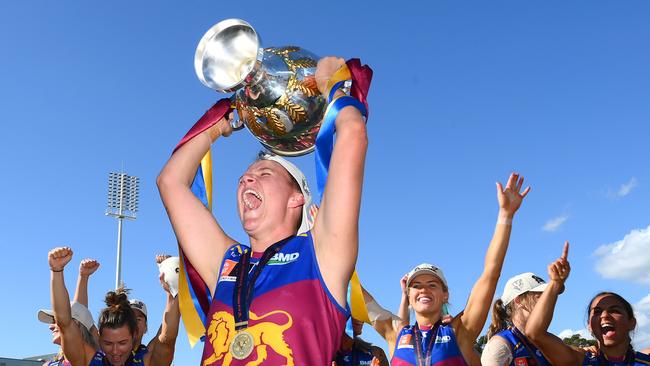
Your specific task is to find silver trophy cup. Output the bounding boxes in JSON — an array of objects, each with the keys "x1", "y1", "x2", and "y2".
[{"x1": 195, "y1": 19, "x2": 326, "y2": 156}]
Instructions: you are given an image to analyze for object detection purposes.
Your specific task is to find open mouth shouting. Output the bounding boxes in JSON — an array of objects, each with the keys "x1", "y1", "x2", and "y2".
[
  {"x1": 601, "y1": 322, "x2": 616, "y2": 339},
  {"x1": 242, "y1": 189, "x2": 263, "y2": 210}
]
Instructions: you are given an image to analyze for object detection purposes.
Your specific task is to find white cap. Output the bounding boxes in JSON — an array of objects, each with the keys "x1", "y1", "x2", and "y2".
[
  {"x1": 38, "y1": 301, "x2": 95, "y2": 331},
  {"x1": 406, "y1": 263, "x2": 448, "y2": 289},
  {"x1": 129, "y1": 299, "x2": 147, "y2": 319},
  {"x1": 258, "y1": 152, "x2": 312, "y2": 234},
  {"x1": 501, "y1": 272, "x2": 548, "y2": 305},
  {"x1": 158, "y1": 256, "x2": 180, "y2": 298}
]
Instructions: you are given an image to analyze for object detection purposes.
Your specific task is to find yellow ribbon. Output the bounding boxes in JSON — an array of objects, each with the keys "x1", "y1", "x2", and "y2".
[
  {"x1": 325, "y1": 64, "x2": 352, "y2": 101},
  {"x1": 350, "y1": 270, "x2": 370, "y2": 323}
]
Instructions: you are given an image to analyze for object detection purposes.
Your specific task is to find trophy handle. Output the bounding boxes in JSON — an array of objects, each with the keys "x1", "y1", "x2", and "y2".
[
  {"x1": 230, "y1": 110, "x2": 244, "y2": 131},
  {"x1": 229, "y1": 95, "x2": 245, "y2": 131}
]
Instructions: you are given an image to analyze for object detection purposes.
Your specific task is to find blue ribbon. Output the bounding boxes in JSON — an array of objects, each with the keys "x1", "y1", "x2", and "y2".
[
  {"x1": 314, "y1": 95, "x2": 368, "y2": 201},
  {"x1": 345, "y1": 283, "x2": 354, "y2": 337},
  {"x1": 187, "y1": 166, "x2": 214, "y2": 336},
  {"x1": 327, "y1": 80, "x2": 347, "y2": 102}
]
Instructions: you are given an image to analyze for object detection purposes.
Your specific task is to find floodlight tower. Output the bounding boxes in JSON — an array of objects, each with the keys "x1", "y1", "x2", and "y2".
[{"x1": 106, "y1": 172, "x2": 139, "y2": 289}]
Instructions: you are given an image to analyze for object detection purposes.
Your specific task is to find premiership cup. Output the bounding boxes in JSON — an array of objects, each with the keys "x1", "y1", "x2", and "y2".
[{"x1": 194, "y1": 19, "x2": 326, "y2": 156}]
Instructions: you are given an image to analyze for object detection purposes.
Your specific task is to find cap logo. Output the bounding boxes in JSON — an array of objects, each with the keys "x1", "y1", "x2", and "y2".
[
  {"x1": 512, "y1": 279, "x2": 524, "y2": 291},
  {"x1": 531, "y1": 275, "x2": 545, "y2": 284},
  {"x1": 415, "y1": 265, "x2": 438, "y2": 272}
]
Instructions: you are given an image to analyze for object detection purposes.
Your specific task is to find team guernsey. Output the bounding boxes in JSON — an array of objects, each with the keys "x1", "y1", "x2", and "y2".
[
  {"x1": 495, "y1": 327, "x2": 551, "y2": 366},
  {"x1": 87, "y1": 345, "x2": 147, "y2": 366},
  {"x1": 200, "y1": 231, "x2": 349, "y2": 365},
  {"x1": 335, "y1": 343, "x2": 375, "y2": 366},
  {"x1": 46, "y1": 358, "x2": 71, "y2": 366},
  {"x1": 391, "y1": 324, "x2": 468, "y2": 366},
  {"x1": 583, "y1": 351, "x2": 650, "y2": 366}
]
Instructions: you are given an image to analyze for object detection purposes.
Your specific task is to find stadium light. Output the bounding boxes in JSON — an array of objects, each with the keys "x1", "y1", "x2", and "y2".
[{"x1": 106, "y1": 172, "x2": 139, "y2": 289}]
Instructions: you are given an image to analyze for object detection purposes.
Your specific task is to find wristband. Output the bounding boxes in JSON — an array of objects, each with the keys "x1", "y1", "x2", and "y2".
[
  {"x1": 51, "y1": 268, "x2": 64, "y2": 272},
  {"x1": 497, "y1": 216, "x2": 512, "y2": 226}
]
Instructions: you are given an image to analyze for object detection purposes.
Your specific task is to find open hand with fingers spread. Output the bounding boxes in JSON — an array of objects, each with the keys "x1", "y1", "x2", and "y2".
[
  {"x1": 49, "y1": 247, "x2": 73, "y2": 272},
  {"x1": 548, "y1": 241, "x2": 571, "y2": 286},
  {"x1": 496, "y1": 173, "x2": 531, "y2": 217},
  {"x1": 79, "y1": 259, "x2": 100, "y2": 277}
]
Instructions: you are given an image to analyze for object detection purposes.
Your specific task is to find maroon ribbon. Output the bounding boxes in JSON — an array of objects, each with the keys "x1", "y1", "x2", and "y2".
[
  {"x1": 346, "y1": 58, "x2": 373, "y2": 115},
  {"x1": 173, "y1": 98, "x2": 233, "y2": 153}
]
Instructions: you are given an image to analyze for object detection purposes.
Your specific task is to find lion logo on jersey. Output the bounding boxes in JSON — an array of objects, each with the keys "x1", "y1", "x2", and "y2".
[{"x1": 203, "y1": 310, "x2": 294, "y2": 366}]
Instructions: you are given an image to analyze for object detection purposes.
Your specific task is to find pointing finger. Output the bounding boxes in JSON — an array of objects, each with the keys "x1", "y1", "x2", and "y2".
[{"x1": 562, "y1": 241, "x2": 569, "y2": 260}]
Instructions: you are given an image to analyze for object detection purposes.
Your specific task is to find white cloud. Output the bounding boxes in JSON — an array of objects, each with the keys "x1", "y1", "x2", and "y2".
[
  {"x1": 605, "y1": 177, "x2": 639, "y2": 199},
  {"x1": 558, "y1": 328, "x2": 593, "y2": 340},
  {"x1": 617, "y1": 178, "x2": 638, "y2": 197},
  {"x1": 634, "y1": 294, "x2": 650, "y2": 349},
  {"x1": 593, "y1": 225, "x2": 650, "y2": 284},
  {"x1": 543, "y1": 215, "x2": 569, "y2": 232}
]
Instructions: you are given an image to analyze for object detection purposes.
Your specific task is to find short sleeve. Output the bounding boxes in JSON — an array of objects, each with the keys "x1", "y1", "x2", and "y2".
[{"x1": 481, "y1": 337, "x2": 513, "y2": 366}]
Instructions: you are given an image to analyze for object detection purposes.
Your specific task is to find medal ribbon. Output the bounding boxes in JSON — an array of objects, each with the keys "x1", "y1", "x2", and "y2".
[
  {"x1": 232, "y1": 237, "x2": 292, "y2": 330},
  {"x1": 511, "y1": 326, "x2": 546, "y2": 366},
  {"x1": 411, "y1": 321, "x2": 441, "y2": 366}
]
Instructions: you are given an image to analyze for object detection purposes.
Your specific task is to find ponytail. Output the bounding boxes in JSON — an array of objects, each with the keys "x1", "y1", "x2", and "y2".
[{"x1": 487, "y1": 299, "x2": 513, "y2": 340}]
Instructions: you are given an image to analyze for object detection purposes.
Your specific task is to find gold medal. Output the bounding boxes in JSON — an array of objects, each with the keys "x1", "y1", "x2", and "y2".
[{"x1": 230, "y1": 330, "x2": 254, "y2": 360}]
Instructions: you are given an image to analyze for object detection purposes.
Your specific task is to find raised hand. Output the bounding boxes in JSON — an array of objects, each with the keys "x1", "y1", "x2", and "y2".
[
  {"x1": 206, "y1": 111, "x2": 235, "y2": 141},
  {"x1": 159, "y1": 272, "x2": 172, "y2": 295},
  {"x1": 315, "y1": 56, "x2": 346, "y2": 95},
  {"x1": 400, "y1": 274, "x2": 408, "y2": 297},
  {"x1": 548, "y1": 241, "x2": 571, "y2": 284},
  {"x1": 157, "y1": 254, "x2": 173, "y2": 294},
  {"x1": 496, "y1": 173, "x2": 531, "y2": 216},
  {"x1": 79, "y1": 259, "x2": 100, "y2": 277},
  {"x1": 156, "y1": 254, "x2": 172, "y2": 265},
  {"x1": 49, "y1": 247, "x2": 73, "y2": 272}
]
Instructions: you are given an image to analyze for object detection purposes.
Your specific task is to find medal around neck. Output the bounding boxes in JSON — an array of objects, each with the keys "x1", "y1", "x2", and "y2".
[
  {"x1": 195, "y1": 18, "x2": 326, "y2": 156},
  {"x1": 230, "y1": 330, "x2": 254, "y2": 360}
]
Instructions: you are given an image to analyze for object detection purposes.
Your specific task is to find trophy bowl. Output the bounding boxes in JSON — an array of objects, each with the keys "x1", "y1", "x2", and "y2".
[{"x1": 195, "y1": 19, "x2": 326, "y2": 156}]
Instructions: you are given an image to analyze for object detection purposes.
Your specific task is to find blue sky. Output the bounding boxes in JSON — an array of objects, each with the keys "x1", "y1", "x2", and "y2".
[{"x1": 2, "y1": 1, "x2": 650, "y2": 363}]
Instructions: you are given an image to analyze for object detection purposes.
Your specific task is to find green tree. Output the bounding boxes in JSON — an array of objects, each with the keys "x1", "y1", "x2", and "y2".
[
  {"x1": 474, "y1": 335, "x2": 488, "y2": 354},
  {"x1": 562, "y1": 333, "x2": 597, "y2": 347}
]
